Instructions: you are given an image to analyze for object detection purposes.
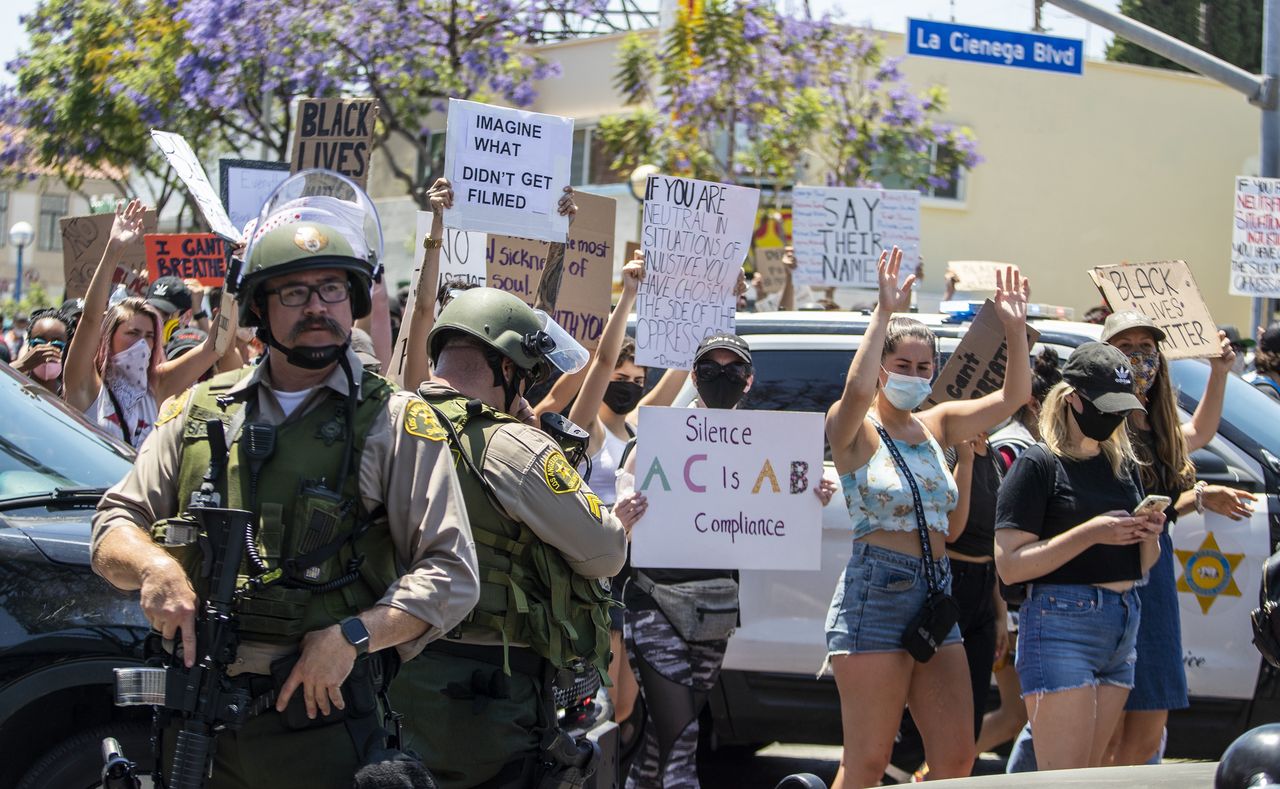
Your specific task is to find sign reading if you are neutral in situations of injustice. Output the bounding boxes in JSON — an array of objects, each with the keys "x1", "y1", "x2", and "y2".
[
  {"x1": 1230, "y1": 176, "x2": 1280, "y2": 297},
  {"x1": 631, "y1": 407, "x2": 825, "y2": 571},
  {"x1": 907, "y1": 18, "x2": 1083, "y2": 76}
]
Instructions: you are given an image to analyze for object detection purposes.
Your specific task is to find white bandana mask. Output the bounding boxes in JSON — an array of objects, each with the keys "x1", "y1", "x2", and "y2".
[{"x1": 106, "y1": 339, "x2": 152, "y2": 408}]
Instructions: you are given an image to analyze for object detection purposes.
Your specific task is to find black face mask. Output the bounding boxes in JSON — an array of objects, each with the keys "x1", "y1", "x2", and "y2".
[
  {"x1": 603, "y1": 380, "x2": 644, "y2": 414},
  {"x1": 1072, "y1": 395, "x2": 1127, "y2": 441},
  {"x1": 694, "y1": 359, "x2": 750, "y2": 409}
]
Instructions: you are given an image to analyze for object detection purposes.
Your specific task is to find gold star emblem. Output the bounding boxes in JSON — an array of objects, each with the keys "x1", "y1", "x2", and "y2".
[{"x1": 1176, "y1": 532, "x2": 1245, "y2": 614}]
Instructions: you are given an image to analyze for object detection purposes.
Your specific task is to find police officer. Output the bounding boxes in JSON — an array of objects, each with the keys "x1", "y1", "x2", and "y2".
[
  {"x1": 397, "y1": 287, "x2": 628, "y2": 788},
  {"x1": 91, "y1": 172, "x2": 480, "y2": 789}
]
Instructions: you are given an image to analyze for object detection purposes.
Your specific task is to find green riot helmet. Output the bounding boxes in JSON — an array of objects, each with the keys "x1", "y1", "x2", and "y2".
[{"x1": 428, "y1": 288, "x2": 588, "y2": 409}]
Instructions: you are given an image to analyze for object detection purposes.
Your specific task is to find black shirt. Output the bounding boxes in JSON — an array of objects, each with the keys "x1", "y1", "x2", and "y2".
[
  {"x1": 995, "y1": 443, "x2": 1143, "y2": 585},
  {"x1": 948, "y1": 445, "x2": 1001, "y2": 559}
]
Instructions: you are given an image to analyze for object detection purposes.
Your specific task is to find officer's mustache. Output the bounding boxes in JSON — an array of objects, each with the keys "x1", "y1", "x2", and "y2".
[{"x1": 288, "y1": 317, "x2": 345, "y2": 341}]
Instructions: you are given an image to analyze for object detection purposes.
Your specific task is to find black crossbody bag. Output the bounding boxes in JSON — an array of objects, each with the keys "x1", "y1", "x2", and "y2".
[{"x1": 873, "y1": 421, "x2": 960, "y2": 663}]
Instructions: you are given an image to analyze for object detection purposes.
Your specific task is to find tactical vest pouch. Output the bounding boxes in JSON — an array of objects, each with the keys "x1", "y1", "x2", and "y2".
[
  {"x1": 632, "y1": 571, "x2": 739, "y2": 643},
  {"x1": 271, "y1": 651, "x2": 347, "y2": 731}
]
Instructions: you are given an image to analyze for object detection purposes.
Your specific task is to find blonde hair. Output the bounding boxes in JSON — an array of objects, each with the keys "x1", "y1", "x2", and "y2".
[{"x1": 1039, "y1": 382, "x2": 1139, "y2": 477}]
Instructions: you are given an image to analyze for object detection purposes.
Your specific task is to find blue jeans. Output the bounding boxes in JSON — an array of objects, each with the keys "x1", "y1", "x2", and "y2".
[{"x1": 1016, "y1": 583, "x2": 1140, "y2": 696}]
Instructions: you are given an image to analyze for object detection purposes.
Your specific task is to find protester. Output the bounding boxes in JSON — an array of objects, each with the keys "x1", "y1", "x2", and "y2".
[
  {"x1": 62, "y1": 200, "x2": 227, "y2": 448},
  {"x1": 1220, "y1": 325, "x2": 1254, "y2": 375},
  {"x1": 995, "y1": 342, "x2": 1163, "y2": 771},
  {"x1": 821, "y1": 248, "x2": 1030, "y2": 788},
  {"x1": 12, "y1": 308, "x2": 69, "y2": 394},
  {"x1": 991, "y1": 348, "x2": 1063, "y2": 470},
  {"x1": 146, "y1": 275, "x2": 194, "y2": 343},
  {"x1": 3, "y1": 312, "x2": 28, "y2": 357},
  {"x1": 1102, "y1": 312, "x2": 1255, "y2": 765},
  {"x1": 1245, "y1": 327, "x2": 1280, "y2": 400},
  {"x1": 1083, "y1": 305, "x2": 1112, "y2": 325}
]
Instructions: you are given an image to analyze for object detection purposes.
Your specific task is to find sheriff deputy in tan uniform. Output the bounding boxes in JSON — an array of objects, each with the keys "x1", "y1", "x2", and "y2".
[
  {"x1": 397, "y1": 287, "x2": 627, "y2": 788},
  {"x1": 91, "y1": 177, "x2": 479, "y2": 789}
]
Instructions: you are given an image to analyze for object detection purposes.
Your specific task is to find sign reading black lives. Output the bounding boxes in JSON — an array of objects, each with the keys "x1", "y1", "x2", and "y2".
[{"x1": 290, "y1": 98, "x2": 379, "y2": 189}]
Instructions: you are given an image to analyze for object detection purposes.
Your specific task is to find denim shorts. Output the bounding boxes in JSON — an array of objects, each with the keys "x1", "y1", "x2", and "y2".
[
  {"x1": 1016, "y1": 583, "x2": 1141, "y2": 697},
  {"x1": 824, "y1": 541, "x2": 962, "y2": 657}
]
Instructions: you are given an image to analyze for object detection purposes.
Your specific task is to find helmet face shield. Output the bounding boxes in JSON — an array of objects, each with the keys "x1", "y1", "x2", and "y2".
[{"x1": 532, "y1": 309, "x2": 588, "y2": 375}]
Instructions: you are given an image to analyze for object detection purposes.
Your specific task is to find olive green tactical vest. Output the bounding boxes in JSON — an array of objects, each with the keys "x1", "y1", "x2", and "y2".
[
  {"x1": 422, "y1": 392, "x2": 614, "y2": 681},
  {"x1": 155, "y1": 366, "x2": 398, "y2": 645}
]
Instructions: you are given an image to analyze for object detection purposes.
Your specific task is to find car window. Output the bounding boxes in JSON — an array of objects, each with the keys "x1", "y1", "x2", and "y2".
[
  {"x1": 0, "y1": 364, "x2": 135, "y2": 501},
  {"x1": 1169, "y1": 359, "x2": 1280, "y2": 462}
]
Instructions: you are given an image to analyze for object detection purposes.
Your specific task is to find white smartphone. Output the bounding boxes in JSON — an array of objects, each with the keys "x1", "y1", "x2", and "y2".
[{"x1": 1133, "y1": 494, "x2": 1172, "y2": 516}]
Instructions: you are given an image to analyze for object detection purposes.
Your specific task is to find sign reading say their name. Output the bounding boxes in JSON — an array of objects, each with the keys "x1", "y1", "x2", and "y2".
[
  {"x1": 1089, "y1": 260, "x2": 1218, "y2": 360},
  {"x1": 61, "y1": 210, "x2": 159, "y2": 299},
  {"x1": 150, "y1": 130, "x2": 240, "y2": 242},
  {"x1": 792, "y1": 186, "x2": 919, "y2": 287},
  {"x1": 1230, "y1": 176, "x2": 1280, "y2": 297},
  {"x1": 635, "y1": 175, "x2": 760, "y2": 369},
  {"x1": 632, "y1": 407, "x2": 825, "y2": 571},
  {"x1": 925, "y1": 300, "x2": 1040, "y2": 409},
  {"x1": 443, "y1": 99, "x2": 573, "y2": 243},
  {"x1": 290, "y1": 98, "x2": 378, "y2": 189},
  {"x1": 145, "y1": 234, "x2": 226, "y2": 286}
]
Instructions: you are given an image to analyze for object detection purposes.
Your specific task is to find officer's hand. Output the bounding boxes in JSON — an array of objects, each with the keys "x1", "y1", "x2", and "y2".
[
  {"x1": 139, "y1": 557, "x2": 199, "y2": 668},
  {"x1": 276, "y1": 625, "x2": 355, "y2": 719}
]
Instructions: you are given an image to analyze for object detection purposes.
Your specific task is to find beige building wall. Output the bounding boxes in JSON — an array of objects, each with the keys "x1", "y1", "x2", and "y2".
[{"x1": 0, "y1": 176, "x2": 111, "y2": 303}]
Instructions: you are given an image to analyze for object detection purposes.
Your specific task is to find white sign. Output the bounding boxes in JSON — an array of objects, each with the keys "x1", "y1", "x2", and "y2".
[
  {"x1": 220, "y1": 159, "x2": 291, "y2": 238},
  {"x1": 1231, "y1": 176, "x2": 1280, "y2": 297},
  {"x1": 442, "y1": 99, "x2": 573, "y2": 243},
  {"x1": 632, "y1": 407, "x2": 825, "y2": 570},
  {"x1": 792, "y1": 186, "x2": 919, "y2": 287},
  {"x1": 415, "y1": 211, "x2": 486, "y2": 294},
  {"x1": 150, "y1": 130, "x2": 240, "y2": 241},
  {"x1": 634, "y1": 175, "x2": 760, "y2": 369}
]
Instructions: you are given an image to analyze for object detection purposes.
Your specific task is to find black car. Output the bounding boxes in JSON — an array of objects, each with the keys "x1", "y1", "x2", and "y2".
[{"x1": 0, "y1": 362, "x2": 150, "y2": 788}]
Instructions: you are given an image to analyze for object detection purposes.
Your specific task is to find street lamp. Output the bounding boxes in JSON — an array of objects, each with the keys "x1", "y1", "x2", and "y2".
[
  {"x1": 628, "y1": 163, "x2": 660, "y2": 203},
  {"x1": 9, "y1": 221, "x2": 33, "y2": 303}
]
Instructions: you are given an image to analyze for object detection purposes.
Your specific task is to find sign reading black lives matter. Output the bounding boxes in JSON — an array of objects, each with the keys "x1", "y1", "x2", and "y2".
[
  {"x1": 792, "y1": 186, "x2": 919, "y2": 287},
  {"x1": 443, "y1": 98, "x2": 573, "y2": 244},
  {"x1": 635, "y1": 175, "x2": 760, "y2": 369},
  {"x1": 1089, "y1": 260, "x2": 1218, "y2": 360},
  {"x1": 289, "y1": 98, "x2": 378, "y2": 189}
]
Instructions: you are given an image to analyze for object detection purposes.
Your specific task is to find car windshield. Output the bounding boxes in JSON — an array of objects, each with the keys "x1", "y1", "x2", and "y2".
[
  {"x1": 0, "y1": 363, "x2": 135, "y2": 502},
  {"x1": 1169, "y1": 359, "x2": 1280, "y2": 461}
]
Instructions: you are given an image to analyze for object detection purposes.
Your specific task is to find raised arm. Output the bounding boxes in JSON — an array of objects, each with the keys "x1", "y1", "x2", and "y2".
[
  {"x1": 568, "y1": 257, "x2": 644, "y2": 454},
  {"x1": 779, "y1": 246, "x2": 797, "y2": 312},
  {"x1": 154, "y1": 300, "x2": 238, "y2": 402},
  {"x1": 403, "y1": 178, "x2": 451, "y2": 389},
  {"x1": 825, "y1": 247, "x2": 915, "y2": 453},
  {"x1": 1182, "y1": 331, "x2": 1235, "y2": 452},
  {"x1": 357, "y1": 278, "x2": 394, "y2": 369}
]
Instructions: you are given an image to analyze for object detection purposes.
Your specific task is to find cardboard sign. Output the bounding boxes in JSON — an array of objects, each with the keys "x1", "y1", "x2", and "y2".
[
  {"x1": 1230, "y1": 176, "x2": 1280, "y2": 297},
  {"x1": 289, "y1": 98, "x2": 378, "y2": 189},
  {"x1": 792, "y1": 186, "x2": 919, "y2": 287},
  {"x1": 947, "y1": 260, "x2": 1019, "y2": 292},
  {"x1": 753, "y1": 247, "x2": 789, "y2": 295},
  {"x1": 634, "y1": 175, "x2": 760, "y2": 369},
  {"x1": 631, "y1": 406, "x2": 825, "y2": 570},
  {"x1": 150, "y1": 130, "x2": 240, "y2": 241},
  {"x1": 144, "y1": 234, "x2": 226, "y2": 286},
  {"x1": 486, "y1": 192, "x2": 616, "y2": 349},
  {"x1": 60, "y1": 210, "x2": 158, "y2": 300},
  {"x1": 1089, "y1": 261, "x2": 1218, "y2": 360},
  {"x1": 220, "y1": 159, "x2": 290, "y2": 238},
  {"x1": 443, "y1": 98, "x2": 574, "y2": 243},
  {"x1": 925, "y1": 300, "x2": 1041, "y2": 408},
  {"x1": 624, "y1": 241, "x2": 641, "y2": 265}
]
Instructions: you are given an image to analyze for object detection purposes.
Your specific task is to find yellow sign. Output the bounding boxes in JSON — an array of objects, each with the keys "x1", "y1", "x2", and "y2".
[
  {"x1": 1176, "y1": 532, "x2": 1244, "y2": 614},
  {"x1": 404, "y1": 400, "x2": 447, "y2": 442},
  {"x1": 543, "y1": 450, "x2": 582, "y2": 494}
]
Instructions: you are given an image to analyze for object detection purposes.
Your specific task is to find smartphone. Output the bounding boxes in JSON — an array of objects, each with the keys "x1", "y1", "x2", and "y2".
[{"x1": 1133, "y1": 494, "x2": 1172, "y2": 516}]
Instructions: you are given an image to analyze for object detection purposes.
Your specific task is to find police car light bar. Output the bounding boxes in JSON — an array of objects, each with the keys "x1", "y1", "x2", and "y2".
[
  {"x1": 114, "y1": 667, "x2": 168, "y2": 706},
  {"x1": 940, "y1": 300, "x2": 1074, "y2": 322}
]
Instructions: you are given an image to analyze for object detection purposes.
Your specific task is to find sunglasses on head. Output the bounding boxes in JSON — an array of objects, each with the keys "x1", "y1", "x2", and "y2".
[
  {"x1": 27, "y1": 337, "x2": 66, "y2": 350},
  {"x1": 694, "y1": 359, "x2": 750, "y2": 383}
]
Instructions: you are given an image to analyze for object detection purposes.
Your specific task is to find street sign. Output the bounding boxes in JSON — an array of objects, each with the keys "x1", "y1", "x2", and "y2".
[{"x1": 907, "y1": 18, "x2": 1084, "y2": 76}]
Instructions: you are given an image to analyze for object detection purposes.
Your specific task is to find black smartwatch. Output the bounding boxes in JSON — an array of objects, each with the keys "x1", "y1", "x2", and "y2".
[{"x1": 339, "y1": 616, "x2": 370, "y2": 656}]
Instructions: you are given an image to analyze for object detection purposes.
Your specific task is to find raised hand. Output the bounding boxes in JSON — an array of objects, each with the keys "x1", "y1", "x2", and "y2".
[
  {"x1": 557, "y1": 186, "x2": 577, "y2": 224},
  {"x1": 993, "y1": 266, "x2": 1031, "y2": 328},
  {"x1": 876, "y1": 246, "x2": 915, "y2": 314},
  {"x1": 427, "y1": 177, "x2": 454, "y2": 214},
  {"x1": 1209, "y1": 330, "x2": 1237, "y2": 375},
  {"x1": 621, "y1": 255, "x2": 644, "y2": 297},
  {"x1": 109, "y1": 199, "x2": 148, "y2": 250}
]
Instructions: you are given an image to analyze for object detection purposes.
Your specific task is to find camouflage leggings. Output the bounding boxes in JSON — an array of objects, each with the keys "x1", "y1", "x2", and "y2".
[{"x1": 623, "y1": 605, "x2": 729, "y2": 789}]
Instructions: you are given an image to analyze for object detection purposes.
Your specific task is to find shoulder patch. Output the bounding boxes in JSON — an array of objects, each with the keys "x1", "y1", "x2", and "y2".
[
  {"x1": 404, "y1": 400, "x2": 448, "y2": 442},
  {"x1": 157, "y1": 389, "x2": 191, "y2": 426},
  {"x1": 583, "y1": 491, "x2": 603, "y2": 521},
  {"x1": 543, "y1": 450, "x2": 582, "y2": 494}
]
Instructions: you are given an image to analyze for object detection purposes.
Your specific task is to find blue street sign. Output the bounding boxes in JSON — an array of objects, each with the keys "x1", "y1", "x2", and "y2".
[{"x1": 907, "y1": 18, "x2": 1084, "y2": 76}]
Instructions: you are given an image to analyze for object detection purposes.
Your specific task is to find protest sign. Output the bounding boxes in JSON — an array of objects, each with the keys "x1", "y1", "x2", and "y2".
[
  {"x1": 791, "y1": 186, "x2": 919, "y2": 287},
  {"x1": 631, "y1": 406, "x2": 825, "y2": 570},
  {"x1": 947, "y1": 260, "x2": 1019, "y2": 292},
  {"x1": 220, "y1": 159, "x2": 290, "y2": 237},
  {"x1": 60, "y1": 210, "x2": 158, "y2": 300},
  {"x1": 1089, "y1": 260, "x2": 1218, "y2": 360},
  {"x1": 624, "y1": 241, "x2": 641, "y2": 265},
  {"x1": 925, "y1": 300, "x2": 1041, "y2": 409},
  {"x1": 150, "y1": 130, "x2": 240, "y2": 241},
  {"x1": 289, "y1": 98, "x2": 378, "y2": 189},
  {"x1": 485, "y1": 192, "x2": 616, "y2": 348},
  {"x1": 753, "y1": 247, "x2": 789, "y2": 295},
  {"x1": 144, "y1": 234, "x2": 226, "y2": 286},
  {"x1": 443, "y1": 99, "x2": 574, "y2": 243},
  {"x1": 1230, "y1": 176, "x2": 1280, "y2": 297},
  {"x1": 634, "y1": 175, "x2": 760, "y2": 369},
  {"x1": 414, "y1": 212, "x2": 487, "y2": 295}
]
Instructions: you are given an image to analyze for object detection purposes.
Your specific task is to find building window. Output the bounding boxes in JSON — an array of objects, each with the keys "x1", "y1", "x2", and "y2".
[
  {"x1": 570, "y1": 126, "x2": 626, "y2": 187},
  {"x1": 881, "y1": 142, "x2": 967, "y2": 202},
  {"x1": 0, "y1": 191, "x2": 8, "y2": 248},
  {"x1": 38, "y1": 194, "x2": 68, "y2": 252}
]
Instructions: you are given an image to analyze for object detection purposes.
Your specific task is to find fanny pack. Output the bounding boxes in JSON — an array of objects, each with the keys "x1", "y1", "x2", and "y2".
[{"x1": 631, "y1": 571, "x2": 739, "y2": 643}]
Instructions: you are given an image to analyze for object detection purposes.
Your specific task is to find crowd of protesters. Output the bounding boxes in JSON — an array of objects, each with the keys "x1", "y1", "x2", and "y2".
[{"x1": 0, "y1": 183, "x2": 1272, "y2": 789}]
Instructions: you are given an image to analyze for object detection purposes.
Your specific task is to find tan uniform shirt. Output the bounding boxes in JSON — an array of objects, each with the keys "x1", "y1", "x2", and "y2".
[{"x1": 93, "y1": 351, "x2": 480, "y2": 671}]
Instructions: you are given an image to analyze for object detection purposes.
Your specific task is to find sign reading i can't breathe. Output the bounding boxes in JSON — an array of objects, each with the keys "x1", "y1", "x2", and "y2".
[
  {"x1": 1089, "y1": 260, "x2": 1219, "y2": 360},
  {"x1": 631, "y1": 406, "x2": 825, "y2": 571},
  {"x1": 443, "y1": 98, "x2": 574, "y2": 243},
  {"x1": 907, "y1": 18, "x2": 1083, "y2": 75},
  {"x1": 145, "y1": 234, "x2": 226, "y2": 286}
]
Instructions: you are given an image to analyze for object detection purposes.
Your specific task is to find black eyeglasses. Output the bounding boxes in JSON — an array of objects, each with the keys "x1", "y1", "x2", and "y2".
[
  {"x1": 27, "y1": 337, "x2": 66, "y2": 350},
  {"x1": 263, "y1": 280, "x2": 350, "y2": 307},
  {"x1": 695, "y1": 359, "x2": 750, "y2": 383}
]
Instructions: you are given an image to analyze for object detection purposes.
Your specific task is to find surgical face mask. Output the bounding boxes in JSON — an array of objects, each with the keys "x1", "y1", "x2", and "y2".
[
  {"x1": 108, "y1": 339, "x2": 152, "y2": 390},
  {"x1": 1126, "y1": 350, "x2": 1160, "y2": 396},
  {"x1": 694, "y1": 359, "x2": 750, "y2": 409},
  {"x1": 34, "y1": 361, "x2": 62, "y2": 381},
  {"x1": 603, "y1": 380, "x2": 644, "y2": 414},
  {"x1": 880, "y1": 368, "x2": 932, "y2": 412},
  {"x1": 1072, "y1": 395, "x2": 1127, "y2": 442}
]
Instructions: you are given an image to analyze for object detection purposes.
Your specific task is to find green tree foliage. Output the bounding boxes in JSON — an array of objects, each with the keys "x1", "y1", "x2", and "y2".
[{"x1": 1108, "y1": 0, "x2": 1262, "y2": 73}]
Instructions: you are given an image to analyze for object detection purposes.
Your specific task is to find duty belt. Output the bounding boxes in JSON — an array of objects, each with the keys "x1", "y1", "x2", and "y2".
[{"x1": 427, "y1": 640, "x2": 548, "y2": 678}]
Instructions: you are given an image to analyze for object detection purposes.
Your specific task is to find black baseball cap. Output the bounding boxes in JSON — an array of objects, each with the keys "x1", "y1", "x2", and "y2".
[
  {"x1": 164, "y1": 327, "x2": 207, "y2": 359},
  {"x1": 1220, "y1": 325, "x2": 1255, "y2": 350},
  {"x1": 1101, "y1": 310, "x2": 1166, "y2": 344},
  {"x1": 695, "y1": 333, "x2": 752, "y2": 365},
  {"x1": 147, "y1": 276, "x2": 193, "y2": 316},
  {"x1": 1260, "y1": 327, "x2": 1280, "y2": 355},
  {"x1": 1063, "y1": 342, "x2": 1146, "y2": 414}
]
